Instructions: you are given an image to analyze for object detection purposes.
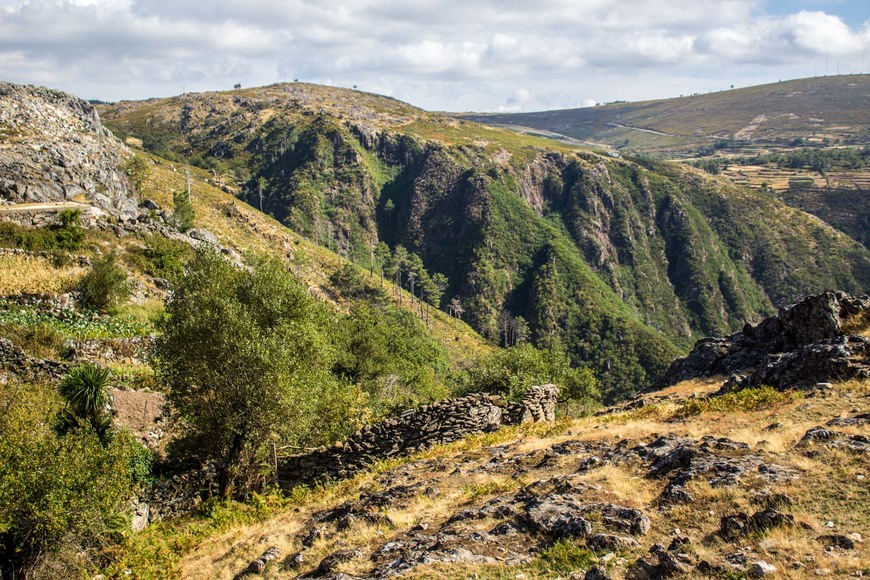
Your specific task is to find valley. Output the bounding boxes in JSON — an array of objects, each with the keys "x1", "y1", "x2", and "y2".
[{"x1": 0, "y1": 76, "x2": 867, "y2": 579}]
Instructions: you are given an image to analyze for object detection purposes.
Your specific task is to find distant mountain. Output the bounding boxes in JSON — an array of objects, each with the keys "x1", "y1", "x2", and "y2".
[
  {"x1": 463, "y1": 75, "x2": 870, "y2": 157},
  {"x1": 98, "y1": 83, "x2": 870, "y2": 400}
]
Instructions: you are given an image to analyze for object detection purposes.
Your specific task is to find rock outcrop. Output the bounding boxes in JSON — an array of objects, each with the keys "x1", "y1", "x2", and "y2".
[
  {"x1": 656, "y1": 291, "x2": 870, "y2": 390},
  {"x1": 277, "y1": 385, "x2": 560, "y2": 489},
  {"x1": 0, "y1": 82, "x2": 137, "y2": 220}
]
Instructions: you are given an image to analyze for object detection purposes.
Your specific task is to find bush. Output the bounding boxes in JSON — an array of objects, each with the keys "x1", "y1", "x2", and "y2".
[
  {"x1": 0, "y1": 209, "x2": 85, "y2": 252},
  {"x1": 0, "y1": 382, "x2": 137, "y2": 578},
  {"x1": 76, "y1": 252, "x2": 130, "y2": 312},
  {"x1": 673, "y1": 385, "x2": 799, "y2": 418},
  {"x1": 460, "y1": 343, "x2": 599, "y2": 414},
  {"x1": 56, "y1": 363, "x2": 113, "y2": 443}
]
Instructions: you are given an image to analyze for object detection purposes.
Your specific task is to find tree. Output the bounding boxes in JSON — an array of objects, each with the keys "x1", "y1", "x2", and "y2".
[
  {"x1": 173, "y1": 189, "x2": 195, "y2": 231},
  {"x1": 76, "y1": 252, "x2": 130, "y2": 312},
  {"x1": 154, "y1": 249, "x2": 358, "y2": 497},
  {"x1": 374, "y1": 242, "x2": 391, "y2": 284}
]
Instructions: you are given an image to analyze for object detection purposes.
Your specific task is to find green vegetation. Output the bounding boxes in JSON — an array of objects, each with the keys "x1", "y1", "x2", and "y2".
[
  {"x1": 0, "y1": 209, "x2": 86, "y2": 252},
  {"x1": 76, "y1": 252, "x2": 131, "y2": 312},
  {"x1": 55, "y1": 363, "x2": 113, "y2": 443},
  {"x1": 124, "y1": 154, "x2": 150, "y2": 193},
  {"x1": 155, "y1": 249, "x2": 364, "y2": 497},
  {"x1": 0, "y1": 303, "x2": 153, "y2": 340},
  {"x1": 673, "y1": 385, "x2": 801, "y2": 418},
  {"x1": 0, "y1": 382, "x2": 141, "y2": 579},
  {"x1": 537, "y1": 540, "x2": 598, "y2": 574},
  {"x1": 172, "y1": 190, "x2": 195, "y2": 231},
  {"x1": 460, "y1": 343, "x2": 598, "y2": 413},
  {"x1": 334, "y1": 301, "x2": 452, "y2": 414},
  {"x1": 126, "y1": 233, "x2": 193, "y2": 281},
  {"x1": 733, "y1": 146, "x2": 870, "y2": 173}
]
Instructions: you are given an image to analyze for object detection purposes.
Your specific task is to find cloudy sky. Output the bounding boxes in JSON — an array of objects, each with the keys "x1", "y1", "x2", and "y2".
[{"x1": 1, "y1": 0, "x2": 868, "y2": 112}]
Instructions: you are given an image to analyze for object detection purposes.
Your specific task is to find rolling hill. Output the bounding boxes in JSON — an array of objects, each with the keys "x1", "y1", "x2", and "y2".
[{"x1": 463, "y1": 75, "x2": 870, "y2": 158}]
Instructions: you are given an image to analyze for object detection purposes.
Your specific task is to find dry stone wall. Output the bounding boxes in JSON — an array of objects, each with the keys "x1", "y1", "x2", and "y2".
[
  {"x1": 0, "y1": 337, "x2": 68, "y2": 383},
  {"x1": 277, "y1": 384, "x2": 559, "y2": 489}
]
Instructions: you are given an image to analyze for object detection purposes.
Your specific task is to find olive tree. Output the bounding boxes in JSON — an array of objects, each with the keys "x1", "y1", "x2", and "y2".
[{"x1": 155, "y1": 249, "x2": 359, "y2": 497}]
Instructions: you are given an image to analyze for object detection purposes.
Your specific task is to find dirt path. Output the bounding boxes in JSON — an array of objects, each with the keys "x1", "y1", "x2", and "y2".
[{"x1": 0, "y1": 201, "x2": 94, "y2": 213}]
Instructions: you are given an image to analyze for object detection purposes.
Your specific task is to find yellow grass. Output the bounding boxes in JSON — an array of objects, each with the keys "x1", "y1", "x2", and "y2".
[{"x1": 0, "y1": 253, "x2": 85, "y2": 294}]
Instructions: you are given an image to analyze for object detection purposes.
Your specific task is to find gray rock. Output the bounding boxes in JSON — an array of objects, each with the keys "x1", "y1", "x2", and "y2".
[
  {"x1": 587, "y1": 533, "x2": 639, "y2": 552},
  {"x1": 748, "y1": 561, "x2": 777, "y2": 577},
  {"x1": 654, "y1": 291, "x2": 870, "y2": 390},
  {"x1": 188, "y1": 227, "x2": 220, "y2": 245},
  {"x1": 524, "y1": 494, "x2": 593, "y2": 539}
]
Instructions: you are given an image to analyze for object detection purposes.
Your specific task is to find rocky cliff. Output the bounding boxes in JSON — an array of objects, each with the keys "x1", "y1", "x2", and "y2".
[{"x1": 0, "y1": 82, "x2": 137, "y2": 219}]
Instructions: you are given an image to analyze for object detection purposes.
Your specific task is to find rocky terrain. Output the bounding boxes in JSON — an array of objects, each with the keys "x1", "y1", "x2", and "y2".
[
  {"x1": 0, "y1": 82, "x2": 137, "y2": 220},
  {"x1": 173, "y1": 373, "x2": 868, "y2": 579},
  {"x1": 657, "y1": 291, "x2": 870, "y2": 391}
]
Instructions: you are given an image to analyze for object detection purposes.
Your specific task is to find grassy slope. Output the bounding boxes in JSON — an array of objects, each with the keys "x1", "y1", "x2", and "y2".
[
  {"x1": 466, "y1": 75, "x2": 870, "y2": 156},
  {"x1": 111, "y1": 377, "x2": 870, "y2": 579}
]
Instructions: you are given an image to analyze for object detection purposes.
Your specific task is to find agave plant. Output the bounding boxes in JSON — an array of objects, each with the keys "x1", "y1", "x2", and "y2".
[{"x1": 56, "y1": 362, "x2": 113, "y2": 443}]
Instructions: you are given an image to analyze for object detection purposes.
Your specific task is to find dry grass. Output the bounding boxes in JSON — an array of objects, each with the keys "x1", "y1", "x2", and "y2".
[
  {"x1": 0, "y1": 253, "x2": 85, "y2": 294},
  {"x1": 169, "y1": 379, "x2": 870, "y2": 580}
]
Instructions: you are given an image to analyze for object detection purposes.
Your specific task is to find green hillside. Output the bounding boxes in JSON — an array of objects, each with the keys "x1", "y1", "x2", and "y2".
[{"x1": 100, "y1": 83, "x2": 870, "y2": 400}]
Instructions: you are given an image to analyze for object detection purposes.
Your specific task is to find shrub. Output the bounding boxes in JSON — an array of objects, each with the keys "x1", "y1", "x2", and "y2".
[
  {"x1": 56, "y1": 363, "x2": 113, "y2": 443},
  {"x1": 460, "y1": 343, "x2": 600, "y2": 413},
  {"x1": 0, "y1": 209, "x2": 85, "y2": 252},
  {"x1": 76, "y1": 252, "x2": 130, "y2": 312},
  {"x1": 0, "y1": 382, "x2": 136, "y2": 578},
  {"x1": 673, "y1": 385, "x2": 799, "y2": 418}
]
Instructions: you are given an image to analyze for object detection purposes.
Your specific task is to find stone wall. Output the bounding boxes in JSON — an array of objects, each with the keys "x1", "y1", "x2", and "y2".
[
  {"x1": 0, "y1": 337, "x2": 68, "y2": 383},
  {"x1": 277, "y1": 384, "x2": 559, "y2": 489}
]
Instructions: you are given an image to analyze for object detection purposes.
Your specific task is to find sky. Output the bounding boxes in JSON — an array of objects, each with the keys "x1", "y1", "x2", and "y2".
[{"x1": 0, "y1": 0, "x2": 868, "y2": 112}]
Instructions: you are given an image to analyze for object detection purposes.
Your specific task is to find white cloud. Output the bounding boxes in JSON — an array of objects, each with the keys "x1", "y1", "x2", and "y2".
[
  {"x1": 785, "y1": 10, "x2": 865, "y2": 55},
  {"x1": 0, "y1": 0, "x2": 866, "y2": 111}
]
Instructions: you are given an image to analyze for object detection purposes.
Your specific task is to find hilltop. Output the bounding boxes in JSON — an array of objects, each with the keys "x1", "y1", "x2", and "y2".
[
  {"x1": 463, "y1": 75, "x2": 870, "y2": 158},
  {"x1": 99, "y1": 81, "x2": 870, "y2": 399}
]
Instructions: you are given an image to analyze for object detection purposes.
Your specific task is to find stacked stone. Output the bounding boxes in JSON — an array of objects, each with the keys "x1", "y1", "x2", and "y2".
[
  {"x1": 278, "y1": 385, "x2": 560, "y2": 489},
  {"x1": 0, "y1": 337, "x2": 68, "y2": 383}
]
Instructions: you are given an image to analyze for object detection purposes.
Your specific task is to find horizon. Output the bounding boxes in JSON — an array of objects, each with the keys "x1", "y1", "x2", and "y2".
[
  {"x1": 1, "y1": 0, "x2": 869, "y2": 112},
  {"x1": 8, "y1": 72, "x2": 870, "y2": 117}
]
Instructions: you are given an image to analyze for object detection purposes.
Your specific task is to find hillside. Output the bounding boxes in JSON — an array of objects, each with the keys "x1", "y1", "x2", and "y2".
[
  {"x1": 115, "y1": 376, "x2": 870, "y2": 579},
  {"x1": 99, "y1": 82, "x2": 870, "y2": 399},
  {"x1": 463, "y1": 75, "x2": 870, "y2": 158}
]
